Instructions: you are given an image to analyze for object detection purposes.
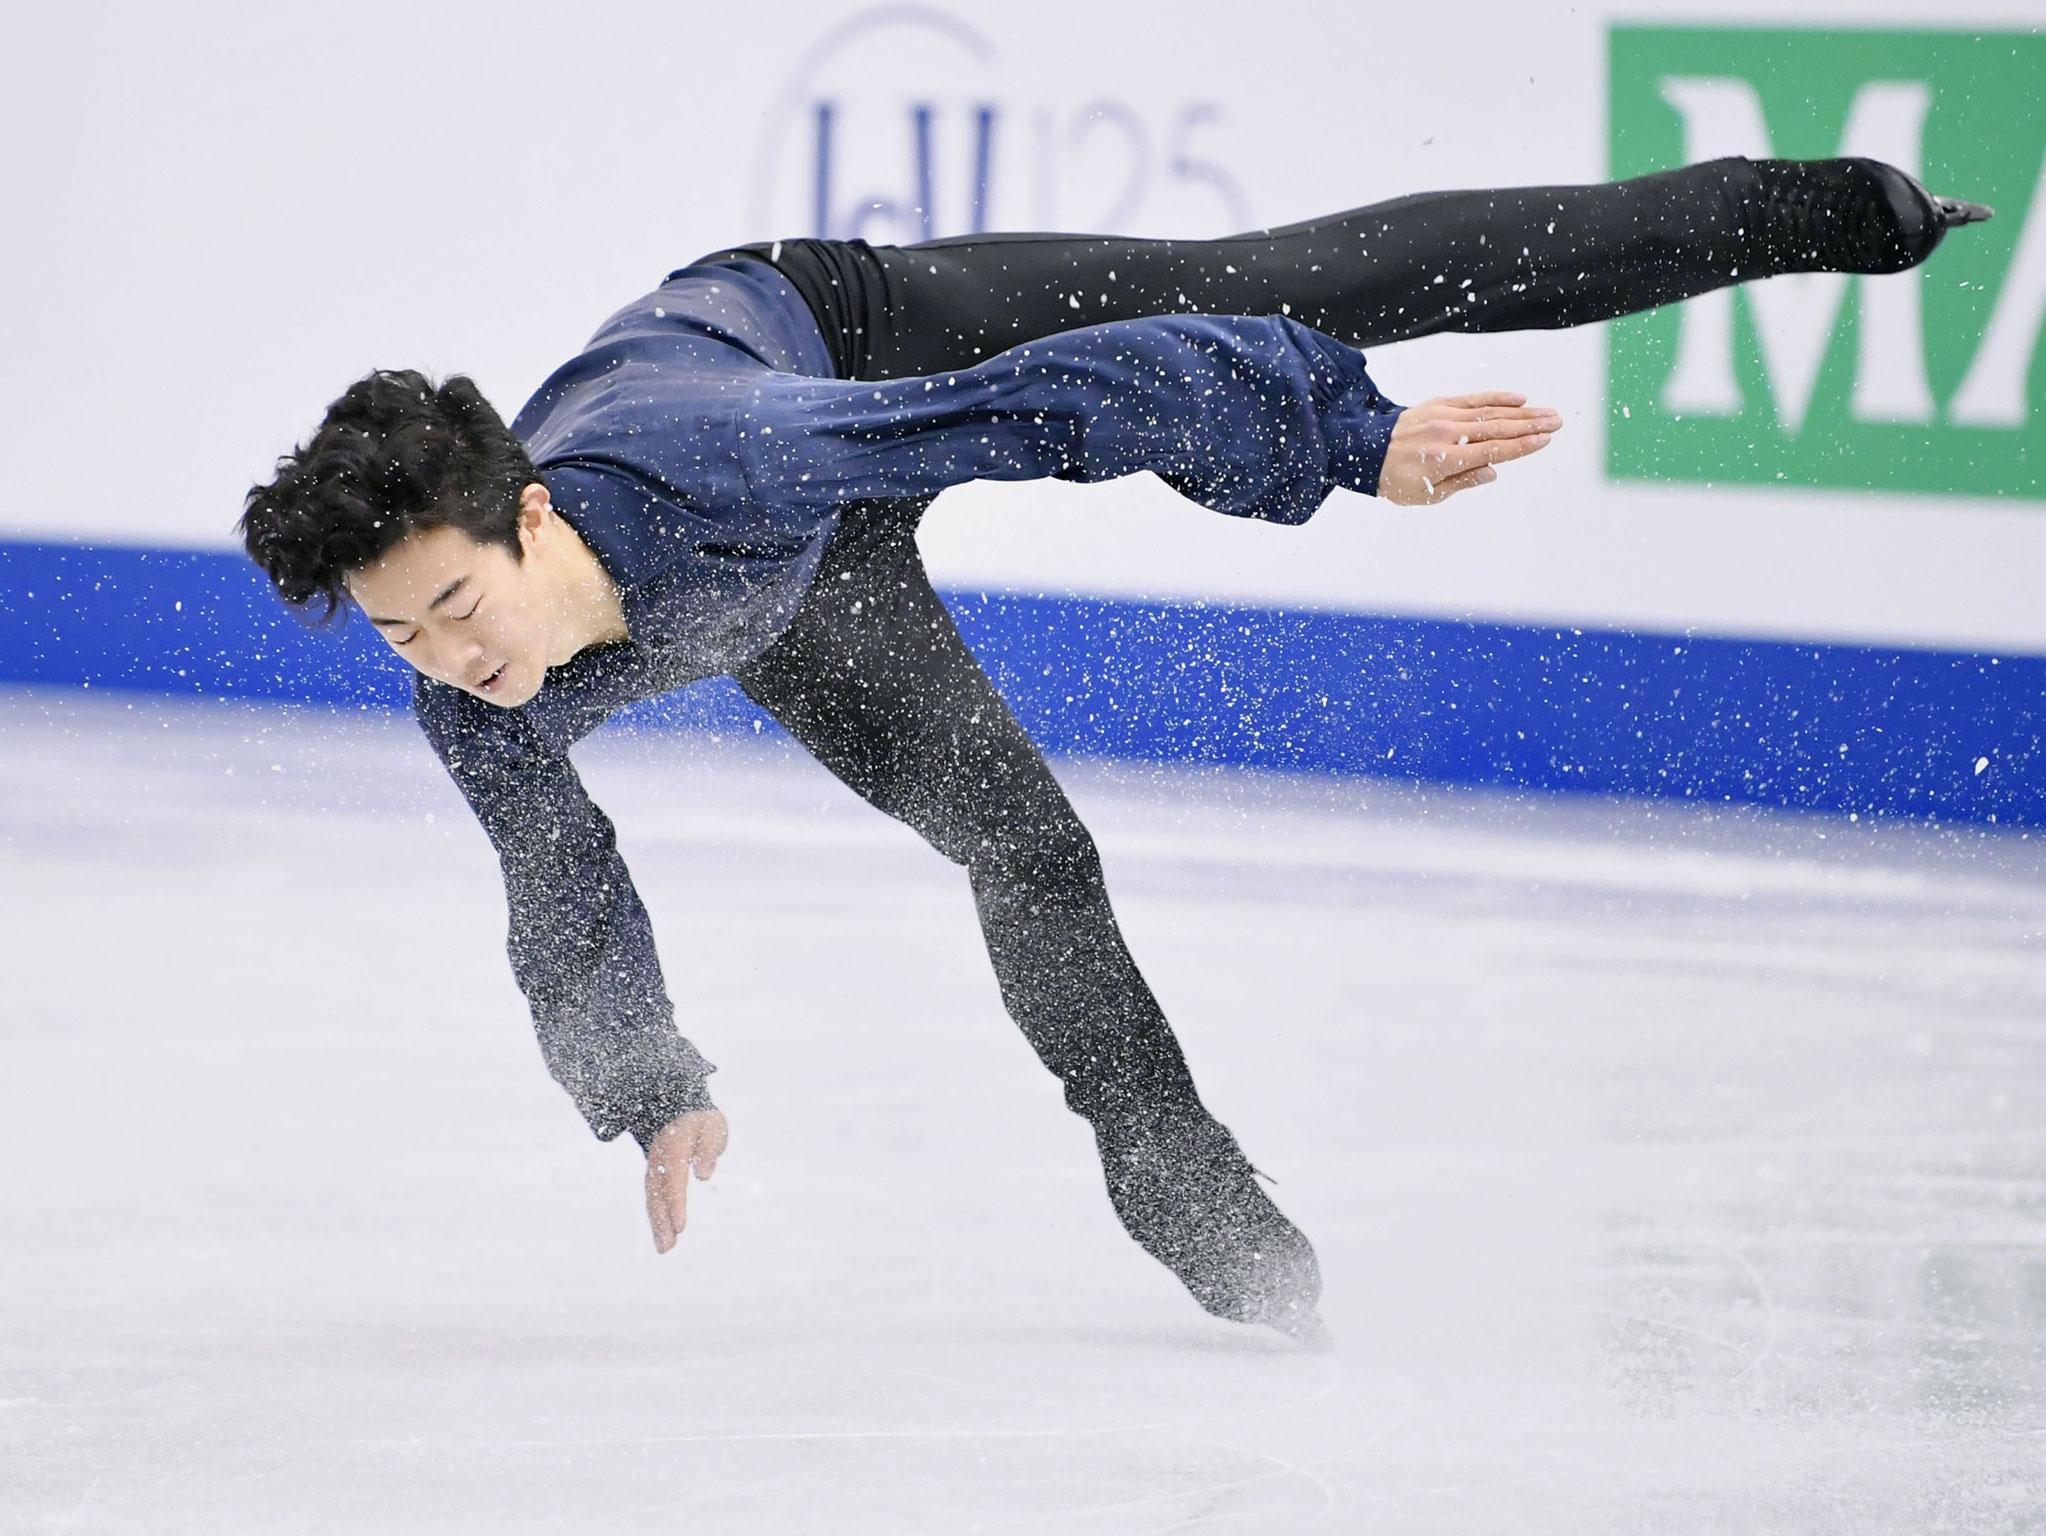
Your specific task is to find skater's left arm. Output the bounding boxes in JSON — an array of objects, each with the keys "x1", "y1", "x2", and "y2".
[
  {"x1": 410, "y1": 681, "x2": 721, "y2": 1165},
  {"x1": 730, "y1": 313, "x2": 1557, "y2": 518}
]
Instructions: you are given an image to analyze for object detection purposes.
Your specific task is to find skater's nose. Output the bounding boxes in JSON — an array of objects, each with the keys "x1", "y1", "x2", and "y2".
[{"x1": 422, "y1": 630, "x2": 485, "y2": 683}]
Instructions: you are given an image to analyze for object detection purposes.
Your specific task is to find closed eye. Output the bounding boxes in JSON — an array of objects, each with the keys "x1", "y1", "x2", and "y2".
[{"x1": 392, "y1": 599, "x2": 480, "y2": 647}]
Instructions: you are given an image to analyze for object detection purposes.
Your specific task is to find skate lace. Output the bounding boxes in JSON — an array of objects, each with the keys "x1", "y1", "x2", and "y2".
[
  {"x1": 1197, "y1": 1123, "x2": 1280, "y2": 1188},
  {"x1": 1761, "y1": 166, "x2": 1885, "y2": 266}
]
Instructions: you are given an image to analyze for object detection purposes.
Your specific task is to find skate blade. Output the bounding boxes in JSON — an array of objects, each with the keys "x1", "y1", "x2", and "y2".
[
  {"x1": 1900, "y1": 167, "x2": 1995, "y2": 230},
  {"x1": 1934, "y1": 195, "x2": 1995, "y2": 227}
]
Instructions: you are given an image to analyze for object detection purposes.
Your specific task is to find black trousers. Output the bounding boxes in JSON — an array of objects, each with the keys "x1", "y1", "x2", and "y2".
[
  {"x1": 720, "y1": 154, "x2": 1775, "y2": 380},
  {"x1": 725, "y1": 157, "x2": 1776, "y2": 1129}
]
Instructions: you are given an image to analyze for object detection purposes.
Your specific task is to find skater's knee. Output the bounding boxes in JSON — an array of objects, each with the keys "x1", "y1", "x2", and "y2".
[
  {"x1": 881, "y1": 771, "x2": 1103, "y2": 892},
  {"x1": 967, "y1": 814, "x2": 1104, "y2": 896}
]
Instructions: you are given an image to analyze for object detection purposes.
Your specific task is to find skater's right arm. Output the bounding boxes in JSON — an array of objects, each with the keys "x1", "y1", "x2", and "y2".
[
  {"x1": 728, "y1": 312, "x2": 1560, "y2": 518},
  {"x1": 411, "y1": 678, "x2": 720, "y2": 1176}
]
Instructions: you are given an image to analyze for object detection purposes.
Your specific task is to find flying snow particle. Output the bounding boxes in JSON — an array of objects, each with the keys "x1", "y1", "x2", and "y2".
[{"x1": 1975, "y1": 756, "x2": 1990, "y2": 775}]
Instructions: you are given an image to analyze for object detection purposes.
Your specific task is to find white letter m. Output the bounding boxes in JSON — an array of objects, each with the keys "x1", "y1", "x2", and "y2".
[{"x1": 1656, "y1": 78, "x2": 1935, "y2": 434}]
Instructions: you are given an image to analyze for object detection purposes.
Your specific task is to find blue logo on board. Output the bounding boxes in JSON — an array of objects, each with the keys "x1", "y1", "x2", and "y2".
[{"x1": 746, "y1": 5, "x2": 1252, "y2": 242}]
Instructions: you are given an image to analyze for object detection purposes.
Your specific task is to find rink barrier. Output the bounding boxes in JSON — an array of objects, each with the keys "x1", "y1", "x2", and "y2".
[{"x1": 2, "y1": 535, "x2": 2039, "y2": 827}]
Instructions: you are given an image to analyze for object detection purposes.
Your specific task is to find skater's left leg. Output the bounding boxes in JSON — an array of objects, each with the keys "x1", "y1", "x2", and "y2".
[{"x1": 710, "y1": 156, "x2": 1980, "y2": 380}]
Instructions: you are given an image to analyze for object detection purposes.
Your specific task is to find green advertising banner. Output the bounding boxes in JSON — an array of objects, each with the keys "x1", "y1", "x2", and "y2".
[{"x1": 1607, "y1": 27, "x2": 2044, "y2": 500}]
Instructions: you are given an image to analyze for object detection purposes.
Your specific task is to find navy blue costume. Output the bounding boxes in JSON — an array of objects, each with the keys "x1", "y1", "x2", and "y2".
[{"x1": 415, "y1": 253, "x2": 1403, "y2": 1148}]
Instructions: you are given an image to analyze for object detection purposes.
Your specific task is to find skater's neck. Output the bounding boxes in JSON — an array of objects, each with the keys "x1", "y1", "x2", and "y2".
[{"x1": 547, "y1": 512, "x2": 631, "y2": 657}]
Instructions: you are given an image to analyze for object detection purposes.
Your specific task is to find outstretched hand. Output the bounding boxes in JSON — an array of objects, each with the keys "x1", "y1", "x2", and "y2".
[
  {"x1": 644, "y1": 1108, "x2": 729, "y2": 1253},
  {"x1": 1376, "y1": 392, "x2": 1562, "y2": 505}
]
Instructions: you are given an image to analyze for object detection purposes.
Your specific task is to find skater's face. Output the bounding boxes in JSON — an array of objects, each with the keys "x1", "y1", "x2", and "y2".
[{"x1": 345, "y1": 485, "x2": 574, "y2": 709}]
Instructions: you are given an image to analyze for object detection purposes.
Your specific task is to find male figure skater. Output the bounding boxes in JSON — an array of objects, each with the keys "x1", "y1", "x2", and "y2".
[{"x1": 239, "y1": 156, "x2": 1988, "y2": 1344}]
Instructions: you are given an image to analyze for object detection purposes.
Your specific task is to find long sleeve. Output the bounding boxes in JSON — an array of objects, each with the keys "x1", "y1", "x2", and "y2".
[
  {"x1": 413, "y1": 681, "x2": 714, "y2": 1151},
  {"x1": 730, "y1": 312, "x2": 1404, "y2": 523}
]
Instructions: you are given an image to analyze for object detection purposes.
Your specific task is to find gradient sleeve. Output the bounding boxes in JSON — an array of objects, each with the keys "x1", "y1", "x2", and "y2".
[
  {"x1": 730, "y1": 311, "x2": 1404, "y2": 524},
  {"x1": 412, "y1": 680, "x2": 714, "y2": 1151}
]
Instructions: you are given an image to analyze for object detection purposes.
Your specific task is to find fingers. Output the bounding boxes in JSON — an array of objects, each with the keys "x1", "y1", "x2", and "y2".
[
  {"x1": 664, "y1": 1168, "x2": 690, "y2": 1242},
  {"x1": 646, "y1": 1159, "x2": 679, "y2": 1253},
  {"x1": 651, "y1": 1156, "x2": 689, "y2": 1249},
  {"x1": 1448, "y1": 430, "x2": 1552, "y2": 471},
  {"x1": 1408, "y1": 463, "x2": 1497, "y2": 504},
  {"x1": 642, "y1": 1145, "x2": 691, "y2": 1251},
  {"x1": 1406, "y1": 416, "x2": 1556, "y2": 476},
  {"x1": 1443, "y1": 412, "x2": 1562, "y2": 442},
  {"x1": 1440, "y1": 410, "x2": 1549, "y2": 429},
  {"x1": 642, "y1": 1112, "x2": 729, "y2": 1253},
  {"x1": 1421, "y1": 392, "x2": 1560, "y2": 428},
  {"x1": 1379, "y1": 394, "x2": 1565, "y2": 504},
  {"x1": 1438, "y1": 390, "x2": 1527, "y2": 409},
  {"x1": 693, "y1": 1115, "x2": 729, "y2": 1181},
  {"x1": 1425, "y1": 463, "x2": 1499, "y2": 501}
]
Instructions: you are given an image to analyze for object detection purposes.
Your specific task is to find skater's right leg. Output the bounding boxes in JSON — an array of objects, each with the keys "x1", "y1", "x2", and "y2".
[
  {"x1": 729, "y1": 497, "x2": 1324, "y2": 1338},
  {"x1": 730, "y1": 495, "x2": 1203, "y2": 1130}
]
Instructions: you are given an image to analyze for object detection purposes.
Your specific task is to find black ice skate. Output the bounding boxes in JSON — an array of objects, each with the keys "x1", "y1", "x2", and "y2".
[
  {"x1": 1093, "y1": 1108, "x2": 1329, "y2": 1347},
  {"x1": 1753, "y1": 156, "x2": 1995, "y2": 277}
]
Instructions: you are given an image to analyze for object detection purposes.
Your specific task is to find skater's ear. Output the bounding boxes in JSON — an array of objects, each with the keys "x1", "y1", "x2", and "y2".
[{"x1": 514, "y1": 481, "x2": 553, "y2": 551}]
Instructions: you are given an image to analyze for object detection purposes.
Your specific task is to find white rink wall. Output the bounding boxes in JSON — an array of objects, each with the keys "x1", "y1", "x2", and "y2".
[{"x1": 3, "y1": 0, "x2": 2041, "y2": 654}]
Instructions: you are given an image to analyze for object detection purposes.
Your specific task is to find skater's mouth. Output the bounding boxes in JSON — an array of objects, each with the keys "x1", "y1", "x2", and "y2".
[{"x1": 475, "y1": 662, "x2": 508, "y2": 693}]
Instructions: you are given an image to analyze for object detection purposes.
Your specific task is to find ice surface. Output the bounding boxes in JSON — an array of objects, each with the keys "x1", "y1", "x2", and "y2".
[{"x1": 2, "y1": 684, "x2": 2043, "y2": 1533}]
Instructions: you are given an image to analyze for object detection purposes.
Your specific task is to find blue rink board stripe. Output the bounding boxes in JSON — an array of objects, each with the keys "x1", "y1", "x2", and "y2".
[{"x1": 1, "y1": 536, "x2": 2039, "y2": 827}]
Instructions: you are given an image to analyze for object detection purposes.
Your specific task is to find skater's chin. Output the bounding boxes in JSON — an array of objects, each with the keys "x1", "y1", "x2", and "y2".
[{"x1": 470, "y1": 657, "x2": 539, "y2": 707}]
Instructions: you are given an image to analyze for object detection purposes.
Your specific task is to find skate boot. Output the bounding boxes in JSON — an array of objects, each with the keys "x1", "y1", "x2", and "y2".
[
  {"x1": 1752, "y1": 156, "x2": 1994, "y2": 276},
  {"x1": 1092, "y1": 1107, "x2": 1329, "y2": 1347}
]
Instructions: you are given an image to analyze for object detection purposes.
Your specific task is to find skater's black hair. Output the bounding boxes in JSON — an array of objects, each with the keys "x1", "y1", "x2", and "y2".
[{"x1": 238, "y1": 368, "x2": 537, "y2": 626}]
